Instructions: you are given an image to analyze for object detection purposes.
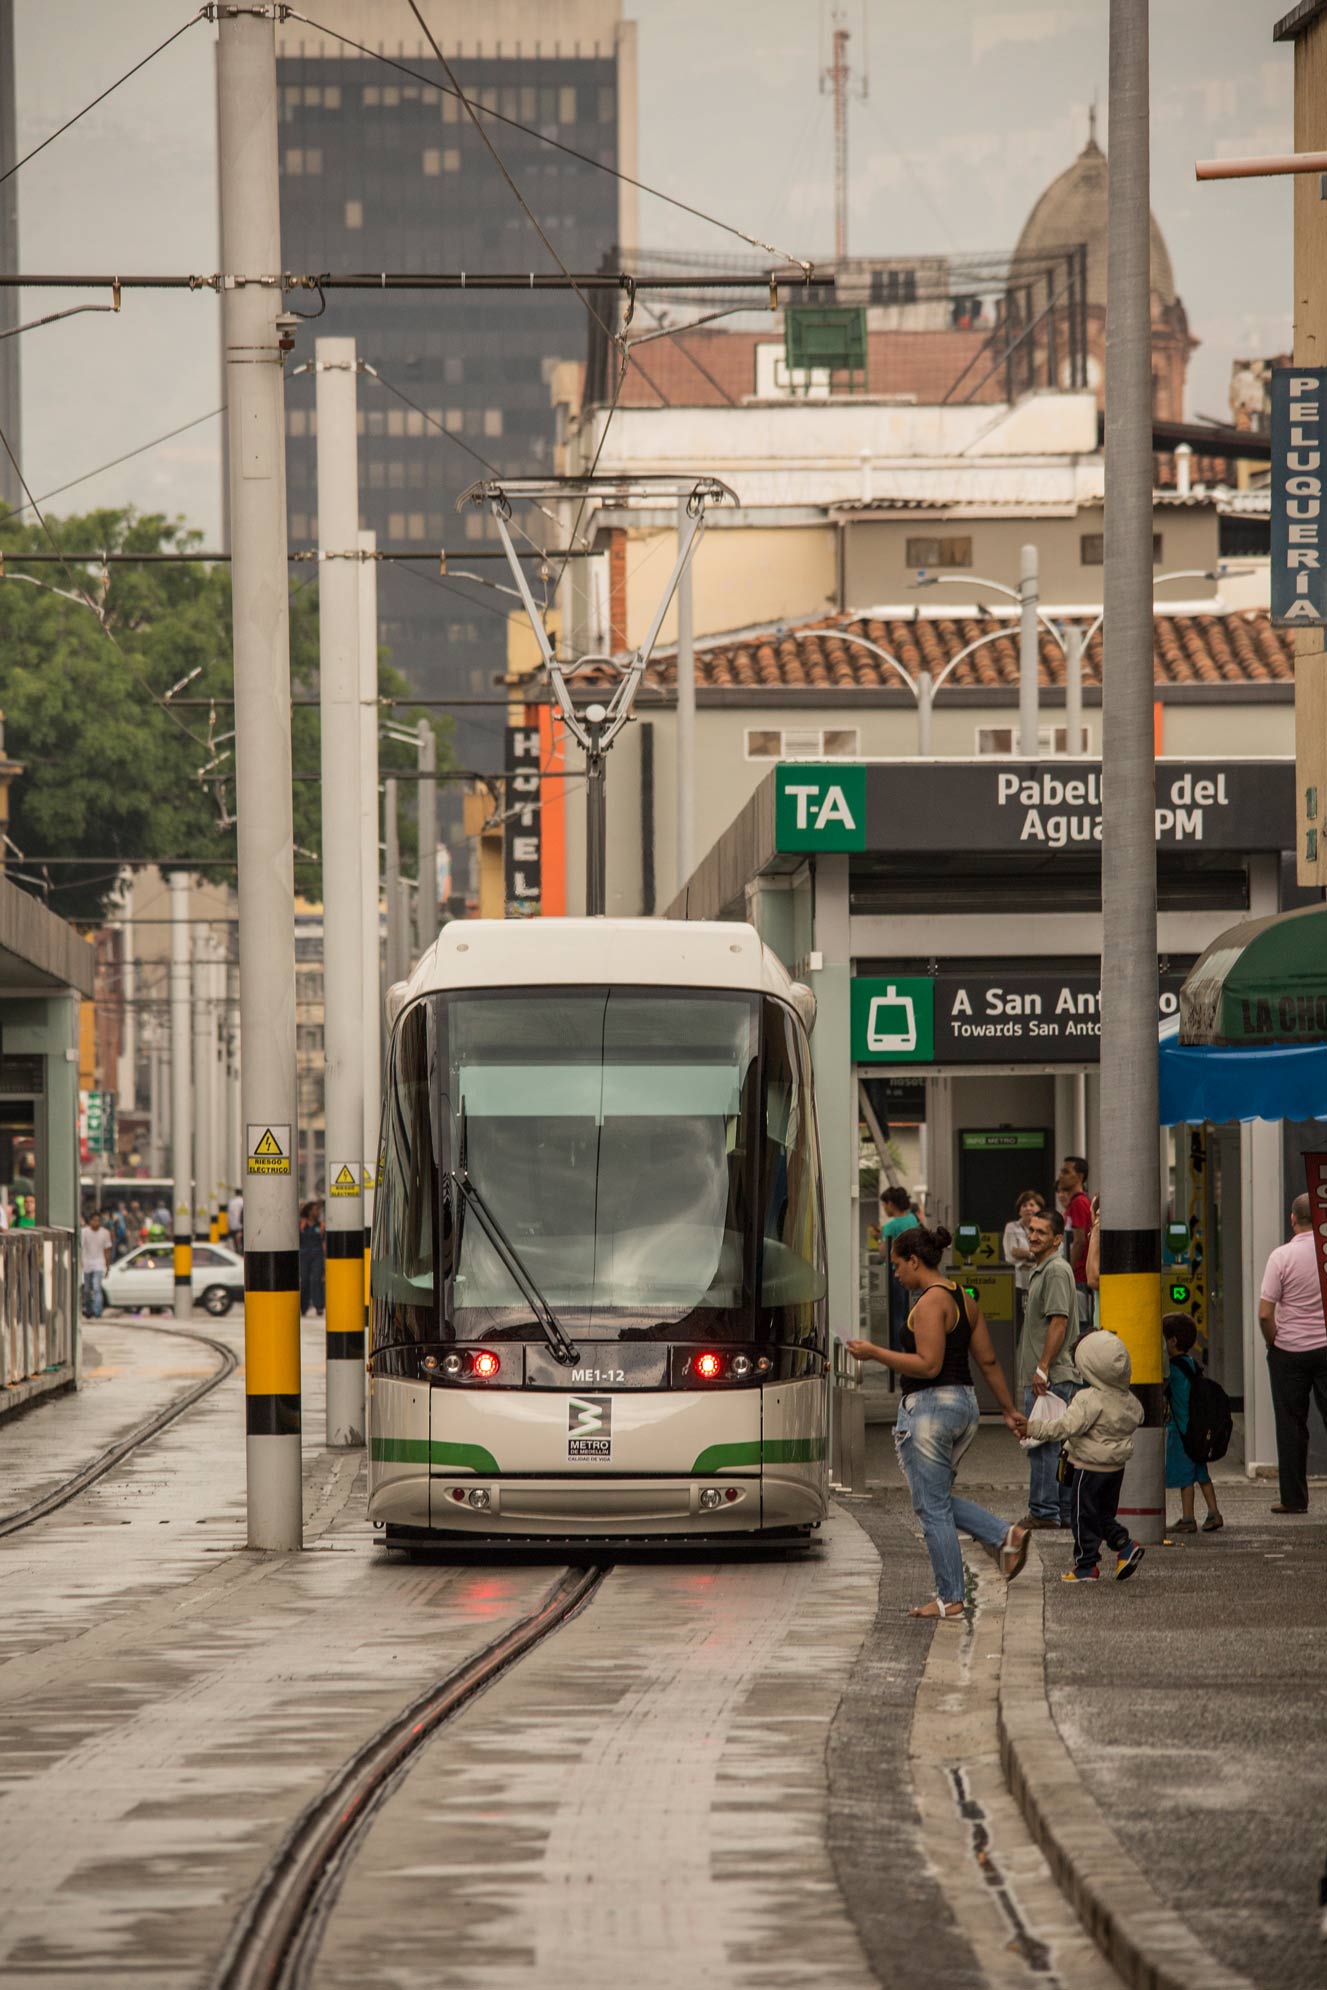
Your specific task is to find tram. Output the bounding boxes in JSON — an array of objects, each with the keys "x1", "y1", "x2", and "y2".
[{"x1": 367, "y1": 917, "x2": 831, "y2": 1542}]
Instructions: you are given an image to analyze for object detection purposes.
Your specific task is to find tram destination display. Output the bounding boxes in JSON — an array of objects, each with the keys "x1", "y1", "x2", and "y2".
[{"x1": 854, "y1": 966, "x2": 1188, "y2": 1063}]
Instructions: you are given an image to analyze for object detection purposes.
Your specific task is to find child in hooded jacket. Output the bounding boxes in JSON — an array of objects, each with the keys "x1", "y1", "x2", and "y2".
[{"x1": 1024, "y1": 1329, "x2": 1145, "y2": 1583}]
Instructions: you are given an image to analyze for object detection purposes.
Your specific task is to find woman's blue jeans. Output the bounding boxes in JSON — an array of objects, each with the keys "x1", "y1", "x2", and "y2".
[{"x1": 893, "y1": 1385, "x2": 1009, "y2": 1605}]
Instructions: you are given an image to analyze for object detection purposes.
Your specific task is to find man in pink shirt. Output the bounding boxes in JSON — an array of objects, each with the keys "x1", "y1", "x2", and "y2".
[{"x1": 1258, "y1": 1193, "x2": 1327, "y2": 1515}]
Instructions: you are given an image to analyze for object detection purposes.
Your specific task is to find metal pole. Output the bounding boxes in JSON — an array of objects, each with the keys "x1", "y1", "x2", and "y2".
[
  {"x1": 193, "y1": 931, "x2": 212, "y2": 1246},
  {"x1": 417, "y1": 716, "x2": 438, "y2": 952},
  {"x1": 384, "y1": 775, "x2": 402, "y2": 983},
  {"x1": 219, "y1": 8, "x2": 302, "y2": 1551},
  {"x1": 1065, "y1": 624, "x2": 1085, "y2": 755},
  {"x1": 169, "y1": 874, "x2": 193, "y2": 1321},
  {"x1": 148, "y1": 1023, "x2": 162, "y2": 1179},
  {"x1": 585, "y1": 735, "x2": 607, "y2": 917},
  {"x1": 1102, "y1": 0, "x2": 1164, "y2": 1547},
  {"x1": 227, "y1": 959, "x2": 242, "y2": 1222},
  {"x1": 358, "y1": 529, "x2": 380, "y2": 1337},
  {"x1": 916, "y1": 669, "x2": 933, "y2": 756},
  {"x1": 118, "y1": 914, "x2": 136, "y2": 1115},
  {"x1": 315, "y1": 335, "x2": 366, "y2": 1448},
  {"x1": 675, "y1": 498, "x2": 696, "y2": 888},
  {"x1": 1018, "y1": 542, "x2": 1040, "y2": 757}
]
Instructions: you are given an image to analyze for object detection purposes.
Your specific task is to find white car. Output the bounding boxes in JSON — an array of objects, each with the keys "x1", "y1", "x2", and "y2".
[{"x1": 103, "y1": 1242, "x2": 244, "y2": 1318}]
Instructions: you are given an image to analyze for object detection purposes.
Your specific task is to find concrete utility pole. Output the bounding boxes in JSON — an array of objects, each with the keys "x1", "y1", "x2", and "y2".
[
  {"x1": 358, "y1": 529, "x2": 380, "y2": 1330},
  {"x1": 169, "y1": 875, "x2": 192, "y2": 1322},
  {"x1": 209, "y1": 944, "x2": 226, "y2": 1235},
  {"x1": 226, "y1": 957, "x2": 241, "y2": 1224},
  {"x1": 675, "y1": 497, "x2": 696, "y2": 887},
  {"x1": 193, "y1": 931, "x2": 213, "y2": 1246},
  {"x1": 218, "y1": 8, "x2": 302, "y2": 1550},
  {"x1": 1018, "y1": 542, "x2": 1040, "y2": 757},
  {"x1": 417, "y1": 717, "x2": 438, "y2": 953},
  {"x1": 315, "y1": 334, "x2": 365, "y2": 1448},
  {"x1": 384, "y1": 775, "x2": 403, "y2": 985},
  {"x1": 118, "y1": 915, "x2": 136, "y2": 1116},
  {"x1": 1101, "y1": 0, "x2": 1164, "y2": 1545}
]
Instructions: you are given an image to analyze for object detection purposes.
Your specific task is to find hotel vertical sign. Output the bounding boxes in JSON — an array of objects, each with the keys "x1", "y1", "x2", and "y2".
[
  {"x1": 503, "y1": 725, "x2": 542, "y2": 916},
  {"x1": 1272, "y1": 367, "x2": 1327, "y2": 626}
]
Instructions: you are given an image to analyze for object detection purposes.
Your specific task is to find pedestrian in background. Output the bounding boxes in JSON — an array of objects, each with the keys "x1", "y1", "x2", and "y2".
[
  {"x1": 1024, "y1": 1329, "x2": 1145, "y2": 1584},
  {"x1": 227, "y1": 1187, "x2": 244, "y2": 1255},
  {"x1": 1164, "y1": 1312, "x2": 1224, "y2": 1534},
  {"x1": 299, "y1": 1200, "x2": 326, "y2": 1316},
  {"x1": 879, "y1": 1184, "x2": 920, "y2": 1372},
  {"x1": 1258, "y1": 1193, "x2": 1327, "y2": 1516},
  {"x1": 1058, "y1": 1155, "x2": 1094, "y2": 1326},
  {"x1": 846, "y1": 1223, "x2": 1030, "y2": 1622},
  {"x1": 1018, "y1": 1207, "x2": 1079, "y2": 1530},
  {"x1": 1002, "y1": 1187, "x2": 1045, "y2": 1330},
  {"x1": 80, "y1": 1210, "x2": 112, "y2": 1319}
]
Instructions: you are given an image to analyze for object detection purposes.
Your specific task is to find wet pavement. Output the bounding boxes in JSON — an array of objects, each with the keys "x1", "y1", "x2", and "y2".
[{"x1": 0, "y1": 1327, "x2": 1320, "y2": 1986}]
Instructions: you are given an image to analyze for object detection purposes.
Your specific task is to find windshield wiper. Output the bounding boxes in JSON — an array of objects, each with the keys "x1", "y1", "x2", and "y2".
[{"x1": 450, "y1": 1105, "x2": 579, "y2": 1367}]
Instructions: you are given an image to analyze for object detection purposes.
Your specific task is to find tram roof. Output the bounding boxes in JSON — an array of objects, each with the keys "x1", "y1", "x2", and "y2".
[{"x1": 389, "y1": 918, "x2": 813, "y2": 1028}]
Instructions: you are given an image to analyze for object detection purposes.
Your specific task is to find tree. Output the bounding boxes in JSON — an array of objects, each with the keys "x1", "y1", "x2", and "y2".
[{"x1": 0, "y1": 507, "x2": 454, "y2": 921}]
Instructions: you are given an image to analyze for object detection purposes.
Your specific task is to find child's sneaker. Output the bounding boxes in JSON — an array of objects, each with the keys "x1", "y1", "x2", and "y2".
[
  {"x1": 1115, "y1": 1542, "x2": 1145, "y2": 1581},
  {"x1": 1061, "y1": 1567, "x2": 1099, "y2": 1582}
]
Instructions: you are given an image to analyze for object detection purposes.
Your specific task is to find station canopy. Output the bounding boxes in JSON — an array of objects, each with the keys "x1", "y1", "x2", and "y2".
[{"x1": 1158, "y1": 903, "x2": 1327, "y2": 1124}]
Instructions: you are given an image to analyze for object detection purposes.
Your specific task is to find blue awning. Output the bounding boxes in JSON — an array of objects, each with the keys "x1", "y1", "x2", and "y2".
[{"x1": 1158, "y1": 1014, "x2": 1327, "y2": 1126}]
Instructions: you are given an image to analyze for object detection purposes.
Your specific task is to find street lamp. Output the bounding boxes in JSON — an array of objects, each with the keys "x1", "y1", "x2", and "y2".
[{"x1": 753, "y1": 623, "x2": 1021, "y2": 756}]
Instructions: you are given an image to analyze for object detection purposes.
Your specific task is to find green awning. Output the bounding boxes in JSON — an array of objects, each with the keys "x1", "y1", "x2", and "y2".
[{"x1": 1180, "y1": 902, "x2": 1327, "y2": 1047}]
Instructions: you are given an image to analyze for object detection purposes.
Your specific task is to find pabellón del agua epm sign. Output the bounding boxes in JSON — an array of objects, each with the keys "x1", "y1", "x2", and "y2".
[{"x1": 1272, "y1": 366, "x2": 1327, "y2": 626}]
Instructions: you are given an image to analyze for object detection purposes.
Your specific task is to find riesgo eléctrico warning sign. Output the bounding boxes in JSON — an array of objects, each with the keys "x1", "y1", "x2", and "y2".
[
  {"x1": 246, "y1": 1124, "x2": 291, "y2": 1176},
  {"x1": 329, "y1": 1162, "x2": 360, "y2": 1198}
]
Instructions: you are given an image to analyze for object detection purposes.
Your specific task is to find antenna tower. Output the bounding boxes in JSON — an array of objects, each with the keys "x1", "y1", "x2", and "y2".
[{"x1": 820, "y1": 7, "x2": 867, "y2": 262}]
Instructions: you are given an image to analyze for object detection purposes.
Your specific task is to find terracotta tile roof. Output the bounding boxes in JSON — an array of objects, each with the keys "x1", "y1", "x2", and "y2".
[
  {"x1": 620, "y1": 328, "x2": 1003, "y2": 408},
  {"x1": 617, "y1": 608, "x2": 1295, "y2": 692}
]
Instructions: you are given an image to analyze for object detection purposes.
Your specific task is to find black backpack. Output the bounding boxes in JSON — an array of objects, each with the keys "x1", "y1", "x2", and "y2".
[{"x1": 1178, "y1": 1357, "x2": 1233, "y2": 1464}]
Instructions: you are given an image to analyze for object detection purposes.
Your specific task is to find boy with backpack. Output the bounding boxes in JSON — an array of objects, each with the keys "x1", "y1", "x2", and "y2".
[
  {"x1": 1023, "y1": 1328, "x2": 1145, "y2": 1583},
  {"x1": 1164, "y1": 1311, "x2": 1227, "y2": 1534}
]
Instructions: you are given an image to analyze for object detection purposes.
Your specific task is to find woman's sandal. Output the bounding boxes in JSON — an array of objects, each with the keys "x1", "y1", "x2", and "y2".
[
  {"x1": 999, "y1": 1524, "x2": 1031, "y2": 1581},
  {"x1": 907, "y1": 1598, "x2": 966, "y2": 1621}
]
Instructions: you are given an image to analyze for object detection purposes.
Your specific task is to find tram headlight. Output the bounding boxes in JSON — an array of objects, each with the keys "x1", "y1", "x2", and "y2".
[
  {"x1": 731, "y1": 1354, "x2": 753, "y2": 1379},
  {"x1": 699, "y1": 1487, "x2": 723, "y2": 1510},
  {"x1": 441, "y1": 1352, "x2": 464, "y2": 1378},
  {"x1": 471, "y1": 1350, "x2": 500, "y2": 1380},
  {"x1": 467, "y1": 1487, "x2": 492, "y2": 1510}
]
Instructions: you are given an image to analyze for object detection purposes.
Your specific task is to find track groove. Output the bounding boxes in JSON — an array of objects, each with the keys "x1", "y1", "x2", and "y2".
[
  {"x1": 214, "y1": 1562, "x2": 609, "y2": 1990},
  {"x1": 0, "y1": 1318, "x2": 238, "y2": 1537}
]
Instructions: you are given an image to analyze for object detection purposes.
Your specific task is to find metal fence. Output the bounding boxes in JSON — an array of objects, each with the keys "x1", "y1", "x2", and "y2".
[{"x1": 0, "y1": 1228, "x2": 77, "y2": 1392}]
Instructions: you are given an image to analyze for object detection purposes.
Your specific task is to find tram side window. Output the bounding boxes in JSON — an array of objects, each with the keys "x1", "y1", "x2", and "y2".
[
  {"x1": 759, "y1": 1001, "x2": 828, "y2": 1336},
  {"x1": 371, "y1": 1002, "x2": 437, "y2": 1344}
]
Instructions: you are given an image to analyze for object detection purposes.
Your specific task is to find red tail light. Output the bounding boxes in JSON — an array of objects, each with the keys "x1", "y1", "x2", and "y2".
[
  {"x1": 693, "y1": 1351, "x2": 723, "y2": 1380},
  {"x1": 471, "y1": 1350, "x2": 500, "y2": 1379}
]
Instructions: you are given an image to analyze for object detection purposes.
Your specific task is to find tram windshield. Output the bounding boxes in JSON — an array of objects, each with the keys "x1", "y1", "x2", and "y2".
[{"x1": 371, "y1": 986, "x2": 827, "y2": 1347}]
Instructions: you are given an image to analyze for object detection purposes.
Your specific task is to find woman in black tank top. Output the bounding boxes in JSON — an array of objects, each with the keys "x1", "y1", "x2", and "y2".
[{"x1": 847, "y1": 1221, "x2": 1030, "y2": 1621}]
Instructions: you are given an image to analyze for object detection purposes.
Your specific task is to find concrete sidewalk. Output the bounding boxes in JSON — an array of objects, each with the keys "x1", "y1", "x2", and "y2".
[{"x1": 862, "y1": 1412, "x2": 1327, "y2": 1987}]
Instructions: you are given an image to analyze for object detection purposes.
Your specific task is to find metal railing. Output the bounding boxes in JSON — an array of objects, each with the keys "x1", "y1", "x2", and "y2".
[
  {"x1": 0, "y1": 1229, "x2": 77, "y2": 1393},
  {"x1": 830, "y1": 1337, "x2": 866, "y2": 1496}
]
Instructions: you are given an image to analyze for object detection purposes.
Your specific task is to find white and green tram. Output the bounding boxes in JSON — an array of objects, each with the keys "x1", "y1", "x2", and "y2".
[{"x1": 367, "y1": 917, "x2": 831, "y2": 1543}]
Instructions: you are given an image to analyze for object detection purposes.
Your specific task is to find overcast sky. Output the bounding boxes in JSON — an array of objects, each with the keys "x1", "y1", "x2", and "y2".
[{"x1": 12, "y1": 0, "x2": 1297, "y2": 544}]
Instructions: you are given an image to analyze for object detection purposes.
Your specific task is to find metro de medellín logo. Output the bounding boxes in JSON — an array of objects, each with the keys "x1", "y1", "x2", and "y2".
[{"x1": 567, "y1": 1395, "x2": 612, "y2": 1459}]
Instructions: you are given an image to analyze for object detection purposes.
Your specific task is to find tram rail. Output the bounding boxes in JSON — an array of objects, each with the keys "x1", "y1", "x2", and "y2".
[
  {"x1": 214, "y1": 1562, "x2": 609, "y2": 1990},
  {"x1": 0, "y1": 1318, "x2": 238, "y2": 1538}
]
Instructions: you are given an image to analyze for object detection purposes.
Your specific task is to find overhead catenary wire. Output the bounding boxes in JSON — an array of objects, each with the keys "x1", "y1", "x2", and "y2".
[
  {"x1": 0, "y1": 7, "x2": 206, "y2": 189},
  {"x1": 285, "y1": 6, "x2": 813, "y2": 274},
  {"x1": 0, "y1": 408, "x2": 226, "y2": 523}
]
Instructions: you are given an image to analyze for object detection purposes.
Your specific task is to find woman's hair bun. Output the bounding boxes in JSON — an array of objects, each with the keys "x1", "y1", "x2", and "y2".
[{"x1": 930, "y1": 1224, "x2": 953, "y2": 1251}]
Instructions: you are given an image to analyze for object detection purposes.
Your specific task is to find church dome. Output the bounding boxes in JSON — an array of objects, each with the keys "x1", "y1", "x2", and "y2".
[{"x1": 1014, "y1": 129, "x2": 1177, "y2": 308}]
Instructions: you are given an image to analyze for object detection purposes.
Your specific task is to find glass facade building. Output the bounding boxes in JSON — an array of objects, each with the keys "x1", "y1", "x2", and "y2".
[{"x1": 275, "y1": 2, "x2": 635, "y2": 786}]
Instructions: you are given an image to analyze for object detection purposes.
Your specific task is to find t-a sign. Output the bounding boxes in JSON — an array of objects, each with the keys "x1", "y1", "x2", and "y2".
[{"x1": 774, "y1": 764, "x2": 866, "y2": 851}]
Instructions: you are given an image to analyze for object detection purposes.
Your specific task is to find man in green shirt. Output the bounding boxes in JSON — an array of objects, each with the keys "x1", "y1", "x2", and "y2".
[{"x1": 1019, "y1": 1207, "x2": 1080, "y2": 1528}]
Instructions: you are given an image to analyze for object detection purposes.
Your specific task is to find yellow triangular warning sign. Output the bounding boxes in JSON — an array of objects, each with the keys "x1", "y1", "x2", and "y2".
[
  {"x1": 332, "y1": 1165, "x2": 357, "y2": 1190},
  {"x1": 253, "y1": 1128, "x2": 283, "y2": 1157}
]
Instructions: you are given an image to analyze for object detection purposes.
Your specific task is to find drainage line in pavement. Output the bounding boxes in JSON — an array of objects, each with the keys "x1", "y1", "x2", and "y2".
[
  {"x1": 948, "y1": 1764, "x2": 1058, "y2": 1980},
  {"x1": 213, "y1": 1561, "x2": 610, "y2": 1990},
  {"x1": 0, "y1": 1319, "x2": 238, "y2": 1537}
]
